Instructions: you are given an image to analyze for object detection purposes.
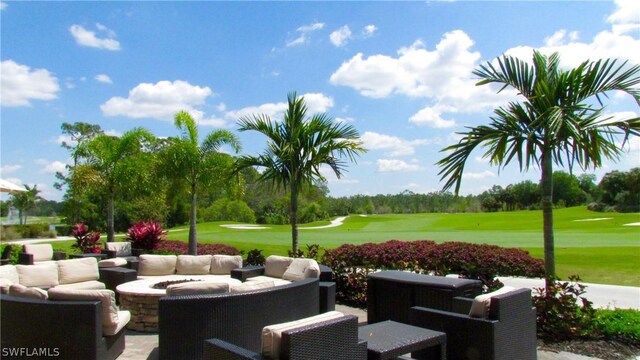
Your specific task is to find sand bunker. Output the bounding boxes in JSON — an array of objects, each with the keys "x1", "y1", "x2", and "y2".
[
  {"x1": 573, "y1": 218, "x2": 612, "y2": 222},
  {"x1": 299, "y1": 216, "x2": 347, "y2": 230},
  {"x1": 220, "y1": 224, "x2": 270, "y2": 230},
  {"x1": 623, "y1": 222, "x2": 640, "y2": 226}
]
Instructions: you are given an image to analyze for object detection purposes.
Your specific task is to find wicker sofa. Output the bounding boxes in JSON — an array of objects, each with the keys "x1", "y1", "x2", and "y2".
[{"x1": 159, "y1": 277, "x2": 323, "y2": 360}]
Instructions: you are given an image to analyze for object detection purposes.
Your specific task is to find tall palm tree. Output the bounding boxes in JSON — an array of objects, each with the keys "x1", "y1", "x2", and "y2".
[
  {"x1": 437, "y1": 51, "x2": 640, "y2": 288},
  {"x1": 9, "y1": 185, "x2": 42, "y2": 225},
  {"x1": 164, "y1": 111, "x2": 241, "y2": 255},
  {"x1": 235, "y1": 92, "x2": 366, "y2": 254},
  {"x1": 78, "y1": 128, "x2": 155, "y2": 242}
]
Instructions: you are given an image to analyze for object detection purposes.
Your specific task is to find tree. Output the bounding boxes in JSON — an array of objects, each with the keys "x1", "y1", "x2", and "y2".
[
  {"x1": 437, "y1": 51, "x2": 640, "y2": 288},
  {"x1": 163, "y1": 111, "x2": 241, "y2": 255},
  {"x1": 77, "y1": 128, "x2": 155, "y2": 242},
  {"x1": 235, "y1": 92, "x2": 366, "y2": 254},
  {"x1": 9, "y1": 185, "x2": 43, "y2": 225}
]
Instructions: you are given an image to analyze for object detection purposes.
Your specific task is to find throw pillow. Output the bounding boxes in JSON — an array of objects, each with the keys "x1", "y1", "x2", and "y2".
[
  {"x1": 469, "y1": 286, "x2": 516, "y2": 318},
  {"x1": 16, "y1": 263, "x2": 59, "y2": 288},
  {"x1": 264, "y1": 255, "x2": 293, "y2": 278}
]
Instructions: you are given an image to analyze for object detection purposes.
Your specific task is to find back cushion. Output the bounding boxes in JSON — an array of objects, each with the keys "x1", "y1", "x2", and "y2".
[
  {"x1": 166, "y1": 281, "x2": 229, "y2": 296},
  {"x1": 282, "y1": 258, "x2": 320, "y2": 281},
  {"x1": 0, "y1": 278, "x2": 13, "y2": 294},
  {"x1": 9, "y1": 284, "x2": 48, "y2": 299},
  {"x1": 23, "y1": 244, "x2": 53, "y2": 262},
  {"x1": 264, "y1": 255, "x2": 293, "y2": 278},
  {"x1": 469, "y1": 286, "x2": 516, "y2": 318},
  {"x1": 230, "y1": 280, "x2": 275, "y2": 293},
  {"x1": 57, "y1": 257, "x2": 100, "y2": 284},
  {"x1": 138, "y1": 255, "x2": 177, "y2": 276},
  {"x1": 176, "y1": 255, "x2": 212, "y2": 275},
  {"x1": 210, "y1": 255, "x2": 243, "y2": 275},
  {"x1": 48, "y1": 288, "x2": 119, "y2": 333},
  {"x1": 0, "y1": 264, "x2": 19, "y2": 284},
  {"x1": 16, "y1": 263, "x2": 59, "y2": 288},
  {"x1": 262, "y1": 311, "x2": 345, "y2": 359},
  {"x1": 105, "y1": 242, "x2": 132, "y2": 257}
]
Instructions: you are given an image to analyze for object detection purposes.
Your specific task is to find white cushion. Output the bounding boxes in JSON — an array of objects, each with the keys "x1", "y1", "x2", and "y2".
[
  {"x1": 469, "y1": 286, "x2": 516, "y2": 318},
  {"x1": 98, "y1": 258, "x2": 128, "y2": 268},
  {"x1": 230, "y1": 280, "x2": 275, "y2": 293},
  {"x1": 138, "y1": 255, "x2": 177, "y2": 276},
  {"x1": 0, "y1": 278, "x2": 13, "y2": 294},
  {"x1": 16, "y1": 263, "x2": 59, "y2": 288},
  {"x1": 54, "y1": 280, "x2": 106, "y2": 290},
  {"x1": 57, "y1": 257, "x2": 100, "y2": 284},
  {"x1": 176, "y1": 255, "x2": 212, "y2": 275},
  {"x1": 264, "y1": 256, "x2": 293, "y2": 278},
  {"x1": 23, "y1": 244, "x2": 54, "y2": 262},
  {"x1": 9, "y1": 284, "x2": 48, "y2": 299},
  {"x1": 0, "y1": 264, "x2": 19, "y2": 284},
  {"x1": 245, "y1": 276, "x2": 291, "y2": 287},
  {"x1": 166, "y1": 281, "x2": 229, "y2": 296},
  {"x1": 210, "y1": 255, "x2": 243, "y2": 275},
  {"x1": 282, "y1": 258, "x2": 320, "y2": 281},
  {"x1": 104, "y1": 310, "x2": 131, "y2": 336},
  {"x1": 262, "y1": 311, "x2": 344, "y2": 359},
  {"x1": 105, "y1": 242, "x2": 132, "y2": 257},
  {"x1": 48, "y1": 288, "x2": 121, "y2": 335}
]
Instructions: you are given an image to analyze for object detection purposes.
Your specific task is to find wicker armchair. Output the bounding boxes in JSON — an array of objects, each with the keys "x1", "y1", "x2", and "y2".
[
  {"x1": 409, "y1": 288, "x2": 537, "y2": 360},
  {"x1": 18, "y1": 243, "x2": 66, "y2": 265},
  {"x1": 203, "y1": 315, "x2": 367, "y2": 360},
  {"x1": 101, "y1": 242, "x2": 139, "y2": 270}
]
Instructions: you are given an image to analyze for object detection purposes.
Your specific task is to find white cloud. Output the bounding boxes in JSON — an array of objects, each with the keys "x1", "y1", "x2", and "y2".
[
  {"x1": 409, "y1": 106, "x2": 456, "y2": 128},
  {"x1": 1, "y1": 60, "x2": 60, "y2": 107},
  {"x1": 100, "y1": 80, "x2": 213, "y2": 121},
  {"x1": 287, "y1": 21, "x2": 325, "y2": 47},
  {"x1": 297, "y1": 22, "x2": 325, "y2": 32},
  {"x1": 335, "y1": 117, "x2": 354, "y2": 123},
  {"x1": 463, "y1": 170, "x2": 496, "y2": 180},
  {"x1": 377, "y1": 159, "x2": 422, "y2": 172},
  {"x1": 95, "y1": 74, "x2": 112, "y2": 84},
  {"x1": 362, "y1": 25, "x2": 377, "y2": 38},
  {"x1": 361, "y1": 131, "x2": 431, "y2": 157},
  {"x1": 39, "y1": 160, "x2": 67, "y2": 174},
  {"x1": 319, "y1": 166, "x2": 359, "y2": 184},
  {"x1": 56, "y1": 134, "x2": 75, "y2": 147},
  {"x1": 69, "y1": 24, "x2": 121, "y2": 51},
  {"x1": 227, "y1": 93, "x2": 334, "y2": 121},
  {"x1": 607, "y1": 0, "x2": 640, "y2": 35},
  {"x1": 216, "y1": 102, "x2": 227, "y2": 112},
  {"x1": 0, "y1": 165, "x2": 21, "y2": 175},
  {"x1": 330, "y1": 25, "x2": 352, "y2": 47},
  {"x1": 1, "y1": 2, "x2": 7, "y2": 10}
]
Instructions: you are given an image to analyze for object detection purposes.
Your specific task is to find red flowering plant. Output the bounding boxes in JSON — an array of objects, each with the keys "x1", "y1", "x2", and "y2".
[
  {"x1": 125, "y1": 221, "x2": 167, "y2": 252},
  {"x1": 71, "y1": 223, "x2": 102, "y2": 254}
]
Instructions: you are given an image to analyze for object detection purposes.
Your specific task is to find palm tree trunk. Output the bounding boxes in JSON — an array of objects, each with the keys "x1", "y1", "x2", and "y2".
[
  {"x1": 541, "y1": 148, "x2": 555, "y2": 289},
  {"x1": 290, "y1": 181, "x2": 299, "y2": 255},
  {"x1": 107, "y1": 191, "x2": 115, "y2": 242},
  {"x1": 188, "y1": 183, "x2": 198, "y2": 255}
]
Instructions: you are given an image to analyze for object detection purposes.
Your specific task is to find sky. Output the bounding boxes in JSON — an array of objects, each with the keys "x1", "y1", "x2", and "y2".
[{"x1": 1, "y1": 0, "x2": 639, "y2": 202}]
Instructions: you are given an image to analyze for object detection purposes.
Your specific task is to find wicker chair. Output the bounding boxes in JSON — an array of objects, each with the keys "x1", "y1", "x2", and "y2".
[
  {"x1": 203, "y1": 315, "x2": 367, "y2": 360},
  {"x1": 18, "y1": 243, "x2": 66, "y2": 265},
  {"x1": 101, "y1": 242, "x2": 139, "y2": 270},
  {"x1": 409, "y1": 288, "x2": 537, "y2": 360}
]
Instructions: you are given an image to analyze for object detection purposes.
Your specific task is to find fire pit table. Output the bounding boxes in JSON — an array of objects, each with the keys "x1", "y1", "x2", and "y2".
[{"x1": 117, "y1": 277, "x2": 242, "y2": 332}]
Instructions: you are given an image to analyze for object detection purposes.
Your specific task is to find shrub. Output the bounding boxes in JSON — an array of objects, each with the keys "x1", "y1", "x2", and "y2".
[
  {"x1": 245, "y1": 249, "x2": 266, "y2": 265},
  {"x1": 533, "y1": 276, "x2": 596, "y2": 341},
  {"x1": 288, "y1": 244, "x2": 320, "y2": 260},
  {"x1": 593, "y1": 309, "x2": 640, "y2": 344},
  {"x1": 154, "y1": 240, "x2": 239, "y2": 256},
  {"x1": 71, "y1": 223, "x2": 102, "y2": 254},
  {"x1": 126, "y1": 221, "x2": 167, "y2": 252},
  {"x1": 55, "y1": 225, "x2": 72, "y2": 237},
  {"x1": 2, "y1": 224, "x2": 51, "y2": 239}
]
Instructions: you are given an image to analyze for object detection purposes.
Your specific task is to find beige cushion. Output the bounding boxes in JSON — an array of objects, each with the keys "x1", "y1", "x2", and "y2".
[
  {"x1": 210, "y1": 255, "x2": 243, "y2": 275},
  {"x1": 469, "y1": 286, "x2": 516, "y2": 318},
  {"x1": 282, "y1": 258, "x2": 320, "y2": 281},
  {"x1": 245, "y1": 276, "x2": 292, "y2": 287},
  {"x1": 9, "y1": 284, "x2": 48, "y2": 299},
  {"x1": 0, "y1": 278, "x2": 13, "y2": 294},
  {"x1": 138, "y1": 255, "x2": 177, "y2": 276},
  {"x1": 54, "y1": 280, "x2": 106, "y2": 290},
  {"x1": 105, "y1": 310, "x2": 131, "y2": 336},
  {"x1": 176, "y1": 255, "x2": 212, "y2": 275},
  {"x1": 98, "y1": 258, "x2": 128, "y2": 268},
  {"x1": 105, "y1": 242, "x2": 132, "y2": 257},
  {"x1": 16, "y1": 263, "x2": 59, "y2": 288},
  {"x1": 23, "y1": 244, "x2": 54, "y2": 262},
  {"x1": 0, "y1": 264, "x2": 19, "y2": 284},
  {"x1": 230, "y1": 280, "x2": 275, "y2": 293},
  {"x1": 48, "y1": 288, "x2": 121, "y2": 335},
  {"x1": 264, "y1": 255, "x2": 293, "y2": 278},
  {"x1": 166, "y1": 281, "x2": 229, "y2": 296},
  {"x1": 262, "y1": 311, "x2": 345, "y2": 359},
  {"x1": 57, "y1": 257, "x2": 100, "y2": 284}
]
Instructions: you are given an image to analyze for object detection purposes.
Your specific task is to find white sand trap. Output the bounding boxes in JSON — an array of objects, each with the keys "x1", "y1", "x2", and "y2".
[
  {"x1": 220, "y1": 224, "x2": 270, "y2": 230},
  {"x1": 300, "y1": 216, "x2": 348, "y2": 230},
  {"x1": 573, "y1": 218, "x2": 612, "y2": 222},
  {"x1": 623, "y1": 222, "x2": 640, "y2": 226}
]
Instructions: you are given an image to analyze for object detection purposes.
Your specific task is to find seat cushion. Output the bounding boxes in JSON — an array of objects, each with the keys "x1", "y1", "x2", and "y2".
[
  {"x1": 16, "y1": 263, "x2": 59, "y2": 288},
  {"x1": 48, "y1": 288, "x2": 121, "y2": 335},
  {"x1": 105, "y1": 242, "x2": 132, "y2": 257},
  {"x1": 176, "y1": 255, "x2": 212, "y2": 275},
  {"x1": 0, "y1": 264, "x2": 19, "y2": 284},
  {"x1": 23, "y1": 244, "x2": 53, "y2": 262},
  {"x1": 0, "y1": 278, "x2": 13, "y2": 294},
  {"x1": 104, "y1": 310, "x2": 131, "y2": 336},
  {"x1": 245, "y1": 276, "x2": 291, "y2": 287},
  {"x1": 166, "y1": 281, "x2": 229, "y2": 296},
  {"x1": 262, "y1": 311, "x2": 345, "y2": 359},
  {"x1": 282, "y1": 258, "x2": 320, "y2": 281},
  {"x1": 230, "y1": 280, "x2": 275, "y2": 293},
  {"x1": 57, "y1": 257, "x2": 100, "y2": 284},
  {"x1": 469, "y1": 286, "x2": 516, "y2": 318},
  {"x1": 98, "y1": 258, "x2": 128, "y2": 268},
  {"x1": 209, "y1": 255, "x2": 243, "y2": 275},
  {"x1": 264, "y1": 255, "x2": 293, "y2": 278},
  {"x1": 9, "y1": 284, "x2": 48, "y2": 299},
  {"x1": 138, "y1": 254, "x2": 177, "y2": 276},
  {"x1": 54, "y1": 280, "x2": 106, "y2": 290}
]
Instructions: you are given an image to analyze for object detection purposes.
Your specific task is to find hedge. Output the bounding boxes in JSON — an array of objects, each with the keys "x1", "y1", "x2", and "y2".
[{"x1": 153, "y1": 239, "x2": 240, "y2": 256}]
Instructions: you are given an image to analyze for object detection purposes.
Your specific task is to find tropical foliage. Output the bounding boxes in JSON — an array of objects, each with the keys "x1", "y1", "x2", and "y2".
[
  {"x1": 8, "y1": 184, "x2": 42, "y2": 225},
  {"x1": 71, "y1": 222, "x2": 102, "y2": 254},
  {"x1": 125, "y1": 220, "x2": 167, "y2": 252}
]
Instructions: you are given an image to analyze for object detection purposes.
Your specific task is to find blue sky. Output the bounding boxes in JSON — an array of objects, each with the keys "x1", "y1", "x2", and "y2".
[{"x1": 1, "y1": 1, "x2": 639, "y2": 202}]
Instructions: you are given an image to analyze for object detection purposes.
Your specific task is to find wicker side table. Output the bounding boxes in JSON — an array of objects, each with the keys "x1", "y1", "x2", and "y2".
[{"x1": 358, "y1": 320, "x2": 446, "y2": 360}]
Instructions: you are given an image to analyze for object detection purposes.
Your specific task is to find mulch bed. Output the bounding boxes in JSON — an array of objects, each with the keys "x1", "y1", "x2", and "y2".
[{"x1": 538, "y1": 339, "x2": 640, "y2": 360}]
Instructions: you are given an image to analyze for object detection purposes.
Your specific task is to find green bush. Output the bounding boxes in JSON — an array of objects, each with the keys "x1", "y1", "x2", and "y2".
[
  {"x1": 593, "y1": 309, "x2": 640, "y2": 344},
  {"x1": 1, "y1": 224, "x2": 51, "y2": 239},
  {"x1": 200, "y1": 199, "x2": 256, "y2": 223},
  {"x1": 245, "y1": 249, "x2": 266, "y2": 266}
]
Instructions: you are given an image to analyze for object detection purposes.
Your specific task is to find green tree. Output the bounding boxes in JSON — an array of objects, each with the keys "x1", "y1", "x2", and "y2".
[
  {"x1": 437, "y1": 51, "x2": 640, "y2": 288},
  {"x1": 77, "y1": 128, "x2": 155, "y2": 242},
  {"x1": 163, "y1": 111, "x2": 241, "y2": 255},
  {"x1": 552, "y1": 171, "x2": 586, "y2": 207},
  {"x1": 9, "y1": 185, "x2": 43, "y2": 225},
  {"x1": 235, "y1": 92, "x2": 366, "y2": 254}
]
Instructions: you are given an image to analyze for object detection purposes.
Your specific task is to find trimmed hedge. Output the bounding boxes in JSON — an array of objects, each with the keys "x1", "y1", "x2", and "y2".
[
  {"x1": 1, "y1": 224, "x2": 52, "y2": 239},
  {"x1": 321, "y1": 240, "x2": 544, "y2": 307},
  {"x1": 153, "y1": 239, "x2": 240, "y2": 256}
]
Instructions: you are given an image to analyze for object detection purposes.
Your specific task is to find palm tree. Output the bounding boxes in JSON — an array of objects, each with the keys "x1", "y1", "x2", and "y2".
[
  {"x1": 9, "y1": 185, "x2": 42, "y2": 225},
  {"x1": 164, "y1": 111, "x2": 241, "y2": 255},
  {"x1": 78, "y1": 128, "x2": 155, "y2": 242},
  {"x1": 437, "y1": 51, "x2": 640, "y2": 288},
  {"x1": 235, "y1": 92, "x2": 366, "y2": 254}
]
